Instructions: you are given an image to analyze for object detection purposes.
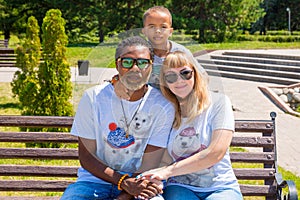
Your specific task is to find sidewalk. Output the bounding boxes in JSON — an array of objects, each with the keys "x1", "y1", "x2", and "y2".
[
  {"x1": 1, "y1": 50, "x2": 300, "y2": 177},
  {"x1": 198, "y1": 49, "x2": 300, "y2": 177}
]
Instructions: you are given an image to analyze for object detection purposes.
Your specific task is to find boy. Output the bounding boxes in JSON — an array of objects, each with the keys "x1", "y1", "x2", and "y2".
[{"x1": 113, "y1": 6, "x2": 207, "y2": 99}]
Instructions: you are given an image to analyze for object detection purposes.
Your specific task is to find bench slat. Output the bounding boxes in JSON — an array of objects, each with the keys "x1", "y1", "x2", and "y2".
[
  {"x1": 0, "y1": 133, "x2": 274, "y2": 147},
  {"x1": 0, "y1": 150, "x2": 275, "y2": 163},
  {"x1": 230, "y1": 152, "x2": 275, "y2": 163},
  {"x1": 0, "y1": 115, "x2": 73, "y2": 128},
  {"x1": 0, "y1": 63, "x2": 16, "y2": 67},
  {"x1": 239, "y1": 184, "x2": 276, "y2": 196},
  {"x1": 0, "y1": 180, "x2": 276, "y2": 197},
  {"x1": 233, "y1": 168, "x2": 275, "y2": 179},
  {"x1": 235, "y1": 120, "x2": 274, "y2": 133},
  {"x1": 0, "y1": 132, "x2": 77, "y2": 143},
  {"x1": 0, "y1": 180, "x2": 74, "y2": 191},
  {"x1": 0, "y1": 166, "x2": 276, "y2": 180},
  {"x1": 0, "y1": 165, "x2": 78, "y2": 177},
  {"x1": 0, "y1": 148, "x2": 78, "y2": 159},
  {"x1": 231, "y1": 136, "x2": 274, "y2": 147},
  {"x1": 0, "y1": 197, "x2": 60, "y2": 200}
]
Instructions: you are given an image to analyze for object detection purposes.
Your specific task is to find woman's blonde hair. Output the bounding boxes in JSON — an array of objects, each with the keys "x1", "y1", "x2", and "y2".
[{"x1": 160, "y1": 51, "x2": 210, "y2": 129}]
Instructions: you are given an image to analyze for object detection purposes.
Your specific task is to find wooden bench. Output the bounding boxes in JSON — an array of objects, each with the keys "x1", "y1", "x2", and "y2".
[
  {"x1": 0, "y1": 48, "x2": 43, "y2": 68},
  {"x1": 0, "y1": 48, "x2": 16, "y2": 67},
  {"x1": 0, "y1": 39, "x2": 9, "y2": 48},
  {"x1": 0, "y1": 113, "x2": 298, "y2": 199}
]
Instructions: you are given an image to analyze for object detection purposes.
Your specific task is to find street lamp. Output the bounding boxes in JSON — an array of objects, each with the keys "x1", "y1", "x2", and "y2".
[{"x1": 286, "y1": 7, "x2": 291, "y2": 34}]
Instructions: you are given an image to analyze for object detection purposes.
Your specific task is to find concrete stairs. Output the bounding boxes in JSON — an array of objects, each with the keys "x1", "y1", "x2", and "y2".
[{"x1": 197, "y1": 51, "x2": 300, "y2": 85}]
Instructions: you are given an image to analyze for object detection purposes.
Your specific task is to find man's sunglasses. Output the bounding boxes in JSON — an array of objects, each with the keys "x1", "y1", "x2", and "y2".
[
  {"x1": 164, "y1": 69, "x2": 193, "y2": 84},
  {"x1": 117, "y1": 57, "x2": 152, "y2": 69}
]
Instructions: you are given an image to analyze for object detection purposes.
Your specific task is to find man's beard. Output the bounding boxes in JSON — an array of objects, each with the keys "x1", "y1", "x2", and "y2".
[{"x1": 119, "y1": 71, "x2": 151, "y2": 91}]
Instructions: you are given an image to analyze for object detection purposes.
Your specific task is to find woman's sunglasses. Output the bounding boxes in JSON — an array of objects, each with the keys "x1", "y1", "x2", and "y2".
[
  {"x1": 164, "y1": 69, "x2": 193, "y2": 84},
  {"x1": 117, "y1": 57, "x2": 152, "y2": 69}
]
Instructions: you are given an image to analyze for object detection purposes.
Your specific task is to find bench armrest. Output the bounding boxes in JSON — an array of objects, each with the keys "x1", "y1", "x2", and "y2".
[{"x1": 275, "y1": 173, "x2": 298, "y2": 200}]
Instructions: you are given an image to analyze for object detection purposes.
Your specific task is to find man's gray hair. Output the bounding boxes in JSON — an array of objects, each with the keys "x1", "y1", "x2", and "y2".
[{"x1": 115, "y1": 36, "x2": 154, "y2": 60}]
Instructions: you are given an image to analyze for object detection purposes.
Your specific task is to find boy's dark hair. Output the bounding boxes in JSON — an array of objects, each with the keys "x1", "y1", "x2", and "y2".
[
  {"x1": 115, "y1": 36, "x2": 154, "y2": 60},
  {"x1": 143, "y1": 6, "x2": 172, "y2": 26}
]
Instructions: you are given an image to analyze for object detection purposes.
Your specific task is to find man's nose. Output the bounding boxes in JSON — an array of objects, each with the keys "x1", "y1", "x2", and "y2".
[{"x1": 130, "y1": 62, "x2": 140, "y2": 71}]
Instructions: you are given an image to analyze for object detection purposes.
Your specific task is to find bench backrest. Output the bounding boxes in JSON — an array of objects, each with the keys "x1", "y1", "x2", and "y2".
[
  {"x1": 0, "y1": 39, "x2": 9, "y2": 48},
  {"x1": 0, "y1": 114, "x2": 278, "y2": 199}
]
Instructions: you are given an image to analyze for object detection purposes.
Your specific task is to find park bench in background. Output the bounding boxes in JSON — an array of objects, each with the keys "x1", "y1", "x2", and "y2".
[
  {"x1": 0, "y1": 48, "x2": 16, "y2": 68},
  {"x1": 0, "y1": 113, "x2": 298, "y2": 199},
  {"x1": 0, "y1": 39, "x2": 9, "y2": 48}
]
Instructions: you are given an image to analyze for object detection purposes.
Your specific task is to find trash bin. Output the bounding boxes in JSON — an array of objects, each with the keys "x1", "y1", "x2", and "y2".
[{"x1": 78, "y1": 60, "x2": 89, "y2": 76}]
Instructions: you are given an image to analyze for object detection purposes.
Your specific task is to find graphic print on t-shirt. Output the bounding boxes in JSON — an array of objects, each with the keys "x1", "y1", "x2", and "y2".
[
  {"x1": 171, "y1": 127, "x2": 202, "y2": 161},
  {"x1": 104, "y1": 112, "x2": 153, "y2": 171},
  {"x1": 107, "y1": 122, "x2": 135, "y2": 148},
  {"x1": 169, "y1": 127, "x2": 215, "y2": 187}
]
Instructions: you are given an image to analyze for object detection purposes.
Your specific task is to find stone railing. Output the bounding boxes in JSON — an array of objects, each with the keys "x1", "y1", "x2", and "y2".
[{"x1": 259, "y1": 83, "x2": 300, "y2": 117}]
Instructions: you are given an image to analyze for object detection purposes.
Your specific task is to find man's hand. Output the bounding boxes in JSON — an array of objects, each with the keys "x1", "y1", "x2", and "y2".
[
  {"x1": 136, "y1": 178, "x2": 164, "y2": 200},
  {"x1": 121, "y1": 177, "x2": 163, "y2": 198}
]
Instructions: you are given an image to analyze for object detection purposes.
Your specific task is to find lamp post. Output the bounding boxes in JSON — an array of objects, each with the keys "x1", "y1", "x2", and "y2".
[{"x1": 286, "y1": 7, "x2": 291, "y2": 35}]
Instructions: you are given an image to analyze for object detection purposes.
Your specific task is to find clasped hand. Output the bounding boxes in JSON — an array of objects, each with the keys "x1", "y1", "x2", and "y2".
[{"x1": 117, "y1": 177, "x2": 163, "y2": 200}]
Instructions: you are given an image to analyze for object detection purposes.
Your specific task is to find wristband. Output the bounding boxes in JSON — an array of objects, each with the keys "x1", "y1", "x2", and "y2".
[
  {"x1": 117, "y1": 174, "x2": 129, "y2": 190},
  {"x1": 111, "y1": 74, "x2": 119, "y2": 85}
]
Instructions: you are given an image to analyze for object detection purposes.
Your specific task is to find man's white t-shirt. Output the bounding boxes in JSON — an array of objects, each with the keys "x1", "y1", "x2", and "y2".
[
  {"x1": 71, "y1": 83, "x2": 175, "y2": 184},
  {"x1": 166, "y1": 92, "x2": 240, "y2": 192}
]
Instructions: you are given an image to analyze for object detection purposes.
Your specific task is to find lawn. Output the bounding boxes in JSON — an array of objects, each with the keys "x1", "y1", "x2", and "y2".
[{"x1": 65, "y1": 39, "x2": 300, "y2": 68}]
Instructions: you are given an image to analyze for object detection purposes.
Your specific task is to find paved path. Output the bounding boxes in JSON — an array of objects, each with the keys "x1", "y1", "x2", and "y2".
[{"x1": 1, "y1": 49, "x2": 300, "y2": 177}]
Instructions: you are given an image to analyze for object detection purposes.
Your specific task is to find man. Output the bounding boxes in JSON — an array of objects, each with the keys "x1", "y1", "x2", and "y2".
[{"x1": 61, "y1": 36, "x2": 175, "y2": 200}]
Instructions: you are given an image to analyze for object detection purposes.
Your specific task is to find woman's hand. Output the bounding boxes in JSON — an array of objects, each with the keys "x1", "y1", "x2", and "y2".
[{"x1": 136, "y1": 166, "x2": 170, "y2": 182}]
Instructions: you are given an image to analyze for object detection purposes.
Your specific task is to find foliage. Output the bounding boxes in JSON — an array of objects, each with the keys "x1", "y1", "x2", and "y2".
[
  {"x1": 1, "y1": 0, "x2": 300, "y2": 43},
  {"x1": 10, "y1": 10, "x2": 74, "y2": 148},
  {"x1": 261, "y1": 0, "x2": 300, "y2": 32},
  {"x1": 237, "y1": 34, "x2": 300, "y2": 42},
  {"x1": 11, "y1": 16, "x2": 41, "y2": 116},
  {"x1": 39, "y1": 9, "x2": 73, "y2": 117},
  {"x1": 170, "y1": 0, "x2": 264, "y2": 43}
]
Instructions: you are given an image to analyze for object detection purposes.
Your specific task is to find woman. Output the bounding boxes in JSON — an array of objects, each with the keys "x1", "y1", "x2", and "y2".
[{"x1": 137, "y1": 51, "x2": 242, "y2": 200}]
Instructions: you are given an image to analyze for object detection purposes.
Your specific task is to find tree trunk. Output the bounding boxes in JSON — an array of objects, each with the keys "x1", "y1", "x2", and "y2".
[
  {"x1": 4, "y1": 29, "x2": 10, "y2": 40},
  {"x1": 198, "y1": 28, "x2": 205, "y2": 43},
  {"x1": 98, "y1": 28, "x2": 104, "y2": 43}
]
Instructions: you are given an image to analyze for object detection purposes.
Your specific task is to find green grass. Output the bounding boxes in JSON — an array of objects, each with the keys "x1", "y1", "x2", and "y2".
[{"x1": 65, "y1": 40, "x2": 300, "y2": 68}]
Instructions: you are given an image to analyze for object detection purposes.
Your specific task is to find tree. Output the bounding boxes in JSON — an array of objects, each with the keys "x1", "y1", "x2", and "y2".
[
  {"x1": 38, "y1": 9, "x2": 73, "y2": 117},
  {"x1": 170, "y1": 0, "x2": 263, "y2": 43},
  {"x1": 11, "y1": 16, "x2": 41, "y2": 115},
  {"x1": 262, "y1": 0, "x2": 300, "y2": 32}
]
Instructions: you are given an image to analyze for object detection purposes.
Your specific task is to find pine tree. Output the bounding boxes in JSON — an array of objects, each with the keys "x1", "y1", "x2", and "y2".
[
  {"x1": 38, "y1": 9, "x2": 73, "y2": 117},
  {"x1": 11, "y1": 16, "x2": 41, "y2": 115}
]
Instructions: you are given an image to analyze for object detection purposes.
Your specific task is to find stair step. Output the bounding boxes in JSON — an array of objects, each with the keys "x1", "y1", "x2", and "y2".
[
  {"x1": 205, "y1": 69, "x2": 299, "y2": 85},
  {"x1": 210, "y1": 55, "x2": 300, "y2": 67},
  {"x1": 198, "y1": 59, "x2": 300, "y2": 73},
  {"x1": 222, "y1": 51, "x2": 300, "y2": 61},
  {"x1": 201, "y1": 63, "x2": 300, "y2": 79}
]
